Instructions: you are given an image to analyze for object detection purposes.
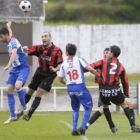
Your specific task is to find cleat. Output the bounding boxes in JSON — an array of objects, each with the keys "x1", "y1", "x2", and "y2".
[
  {"x1": 111, "y1": 126, "x2": 118, "y2": 133},
  {"x1": 22, "y1": 114, "x2": 30, "y2": 121},
  {"x1": 17, "y1": 111, "x2": 24, "y2": 118},
  {"x1": 4, "y1": 116, "x2": 19, "y2": 124},
  {"x1": 131, "y1": 125, "x2": 140, "y2": 133},
  {"x1": 72, "y1": 130, "x2": 80, "y2": 136},
  {"x1": 78, "y1": 127, "x2": 85, "y2": 135},
  {"x1": 15, "y1": 105, "x2": 26, "y2": 115}
]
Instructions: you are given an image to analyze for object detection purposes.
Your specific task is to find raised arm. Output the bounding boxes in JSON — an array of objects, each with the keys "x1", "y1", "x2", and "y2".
[{"x1": 6, "y1": 21, "x2": 13, "y2": 36}]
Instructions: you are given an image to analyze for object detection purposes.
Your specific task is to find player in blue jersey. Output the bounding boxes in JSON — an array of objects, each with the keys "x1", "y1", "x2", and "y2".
[
  {"x1": 58, "y1": 43, "x2": 100, "y2": 135},
  {"x1": 0, "y1": 22, "x2": 30, "y2": 124}
]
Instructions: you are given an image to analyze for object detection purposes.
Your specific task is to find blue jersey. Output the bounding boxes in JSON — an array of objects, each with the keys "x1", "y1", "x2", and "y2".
[{"x1": 6, "y1": 36, "x2": 27, "y2": 67}]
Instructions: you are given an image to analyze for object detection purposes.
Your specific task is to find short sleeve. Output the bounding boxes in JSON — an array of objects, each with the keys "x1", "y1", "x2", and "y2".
[
  {"x1": 10, "y1": 39, "x2": 18, "y2": 49},
  {"x1": 58, "y1": 65, "x2": 65, "y2": 78},
  {"x1": 79, "y1": 57, "x2": 89, "y2": 68}
]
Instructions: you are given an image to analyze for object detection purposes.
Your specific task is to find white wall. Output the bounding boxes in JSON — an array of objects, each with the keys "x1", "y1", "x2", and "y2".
[
  {"x1": 45, "y1": 24, "x2": 140, "y2": 73},
  {"x1": 32, "y1": 21, "x2": 44, "y2": 74}
]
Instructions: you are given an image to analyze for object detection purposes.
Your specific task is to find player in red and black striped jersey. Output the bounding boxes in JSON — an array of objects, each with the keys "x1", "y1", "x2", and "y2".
[
  {"x1": 88, "y1": 45, "x2": 140, "y2": 132},
  {"x1": 15, "y1": 32, "x2": 63, "y2": 121},
  {"x1": 86, "y1": 48, "x2": 110, "y2": 129},
  {"x1": 86, "y1": 48, "x2": 138, "y2": 132}
]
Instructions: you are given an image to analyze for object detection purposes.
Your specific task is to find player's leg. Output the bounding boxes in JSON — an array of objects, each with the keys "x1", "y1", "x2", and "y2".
[
  {"x1": 15, "y1": 64, "x2": 30, "y2": 115},
  {"x1": 125, "y1": 98, "x2": 135, "y2": 126},
  {"x1": 78, "y1": 85, "x2": 93, "y2": 135},
  {"x1": 4, "y1": 71, "x2": 19, "y2": 124},
  {"x1": 70, "y1": 95, "x2": 80, "y2": 136},
  {"x1": 23, "y1": 75, "x2": 56, "y2": 121},
  {"x1": 86, "y1": 97, "x2": 103, "y2": 129},
  {"x1": 103, "y1": 105, "x2": 117, "y2": 133},
  {"x1": 100, "y1": 92, "x2": 117, "y2": 133}
]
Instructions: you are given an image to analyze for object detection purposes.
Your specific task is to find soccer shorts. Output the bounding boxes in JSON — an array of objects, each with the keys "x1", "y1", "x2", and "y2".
[
  {"x1": 98, "y1": 96, "x2": 104, "y2": 107},
  {"x1": 28, "y1": 68, "x2": 57, "y2": 92},
  {"x1": 100, "y1": 85, "x2": 125, "y2": 106},
  {"x1": 67, "y1": 83, "x2": 93, "y2": 110},
  {"x1": 6, "y1": 62, "x2": 30, "y2": 86}
]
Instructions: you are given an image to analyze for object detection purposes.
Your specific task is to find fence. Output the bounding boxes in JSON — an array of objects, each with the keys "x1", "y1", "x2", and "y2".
[{"x1": 0, "y1": 86, "x2": 139, "y2": 114}]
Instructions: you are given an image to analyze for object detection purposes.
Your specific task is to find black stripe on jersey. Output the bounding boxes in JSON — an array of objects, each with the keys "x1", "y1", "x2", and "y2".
[
  {"x1": 106, "y1": 58, "x2": 112, "y2": 85},
  {"x1": 113, "y1": 60, "x2": 121, "y2": 85}
]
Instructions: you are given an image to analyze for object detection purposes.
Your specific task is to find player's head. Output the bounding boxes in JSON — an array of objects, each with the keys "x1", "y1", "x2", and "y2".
[
  {"x1": 0, "y1": 27, "x2": 9, "y2": 43},
  {"x1": 109, "y1": 45, "x2": 121, "y2": 58},
  {"x1": 42, "y1": 32, "x2": 52, "y2": 46},
  {"x1": 103, "y1": 48, "x2": 110, "y2": 59},
  {"x1": 66, "y1": 43, "x2": 77, "y2": 56}
]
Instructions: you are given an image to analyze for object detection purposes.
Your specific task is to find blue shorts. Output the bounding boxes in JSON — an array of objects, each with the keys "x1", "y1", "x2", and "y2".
[
  {"x1": 67, "y1": 83, "x2": 93, "y2": 110},
  {"x1": 6, "y1": 62, "x2": 30, "y2": 86}
]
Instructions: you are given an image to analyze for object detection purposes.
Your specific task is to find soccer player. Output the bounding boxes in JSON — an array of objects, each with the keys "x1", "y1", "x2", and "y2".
[
  {"x1": 86, "y1": 48, "x2": 137, "y2": 132},
  {"x1": 91, "y1": 45, "x2": 140, "y2": 133},
  {"x1": 0, "y1": 22, "x2": 30, "y2": 124},
  {"x1": 58, "y1": 43, "x2": 100, "y2": 135},
  {"x1": 86, "y1": 48, "x2": 109, "y2": 129},
  {"x1": 16, "y1": 31, "x2": 63, "y2": 121}
]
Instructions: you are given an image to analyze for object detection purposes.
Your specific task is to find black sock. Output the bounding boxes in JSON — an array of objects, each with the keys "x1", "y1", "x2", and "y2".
[
  {"x1": 25, "y1": 94, "x2": 32, "y2": 104},
  {"x1": 130, "y1": 109, "x2": 135, "y2": 125},
  {"x1": 104, "y1": 108, "x2": 115, "y2": 128},
  {"x1": 88, "y1": 111, "x2": 102, "y2": 125},
  {"x1": 124, "y1": 107, "x2": 135, "y2": 126},
  {"x1": 28, "y1": 97, "x2": 41, "y2": 118}
]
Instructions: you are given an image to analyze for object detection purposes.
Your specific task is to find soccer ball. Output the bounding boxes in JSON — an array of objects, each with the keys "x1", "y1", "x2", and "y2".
[{"x1": 19, "y1": 0, "x2": 31, "y2": 12}]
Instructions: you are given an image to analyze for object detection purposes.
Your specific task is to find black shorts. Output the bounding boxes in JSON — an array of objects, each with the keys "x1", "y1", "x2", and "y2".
[
  {"x1": 100, "y1": 85, "x2": 125, "y2": 106},
  {"x1": 98, "y1": 96, "x2": 104, "y2": 107},
  {"x1": 28, "y1": 68, "x2": 57, "y2": 92}
]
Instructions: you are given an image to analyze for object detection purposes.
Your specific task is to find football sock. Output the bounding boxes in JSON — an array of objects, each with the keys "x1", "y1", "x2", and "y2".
[
  {"x1": 17, "y1": 89, "x2": 26, "y2": 108},
  {"x1": 104, "y1": 108, "x2": 115, "y2": 128},
  {"x1": 88, "y1": 111, "x2": 102, "y2": 125},
  {"x1": 72, "y1": 110, "x2": 79, "y2": 131},
  {"x1": 7, "y1": 94, "x2": 15, "y2": 117},
  {"x1": 28, "y1": 97, "x2": 41, "y2": 118},
  {"x1": 25, "y1": 94, "x2": 32, "y2": 104},
  {"x1": 81, "y1": 109, "x2": 92, "y2": 130},
  {"x1": 130, "y1": 109, "x2": 135, "y2": 125},
  {"x1": 124, "y1": 107, "x2": 135, "y2": 126}
]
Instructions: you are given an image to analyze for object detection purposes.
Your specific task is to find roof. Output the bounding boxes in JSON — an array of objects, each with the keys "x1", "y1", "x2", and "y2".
[{"x1": 0, "y1": 0, "x2": 45, "y2": 22}]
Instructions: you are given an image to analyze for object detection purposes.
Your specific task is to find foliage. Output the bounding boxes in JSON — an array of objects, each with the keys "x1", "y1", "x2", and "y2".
[{"x1": 45, "y1": 0, "x2": 140, "y2": 24}]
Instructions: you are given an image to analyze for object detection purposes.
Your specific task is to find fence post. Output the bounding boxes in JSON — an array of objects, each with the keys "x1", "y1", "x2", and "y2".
[
  {"x1": 53, "y1": 88, "x2": 57, "y2": 111},
  {"x1": 0, "y1": 88, "x2": 4, "y2": 110},
  {"x1": 137, "y1": 84, "x2": 140, "y2": 114}
]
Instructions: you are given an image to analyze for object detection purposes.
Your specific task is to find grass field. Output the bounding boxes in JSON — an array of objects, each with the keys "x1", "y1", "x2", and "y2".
[{"x1": 0, "y1": 111, "x2": 140, "y2": 140}]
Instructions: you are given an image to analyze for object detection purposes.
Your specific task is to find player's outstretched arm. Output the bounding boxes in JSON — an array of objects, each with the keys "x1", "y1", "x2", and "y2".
[
  {"x1": 59, "y1": 77, "x2": 66, "y2": 85},
  {"x1": 85, "y1": 65, "x2": 100, "y2": 78},
  {"x1": 6, "y1": 21, "x2": 13, "y2": 36},
  {"x1": 23, "y1": 46, "x2": 29, "y2": 54}
]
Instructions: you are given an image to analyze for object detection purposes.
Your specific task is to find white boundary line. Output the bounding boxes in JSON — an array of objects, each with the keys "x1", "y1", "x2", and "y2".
[{"x1": 60, "y1": 121, "x2": 88, "y2": 140}]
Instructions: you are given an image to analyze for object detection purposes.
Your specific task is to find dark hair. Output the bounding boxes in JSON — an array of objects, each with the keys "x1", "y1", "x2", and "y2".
[
  {"x1": 110, "y1": 45, "x2": 121, "y2": 58},
  {"x1": 0, "y1": 27, "x2": 9, "y2": 35},
  {"x1": 104, "y1": 48, "x2": 109, "y2": 51},
  {"x1": 66, "y1": 43, "x2": 77, "y2": 56},
  {"x1": 44, "y1": 31, "x2": 51, "y2": 37}
]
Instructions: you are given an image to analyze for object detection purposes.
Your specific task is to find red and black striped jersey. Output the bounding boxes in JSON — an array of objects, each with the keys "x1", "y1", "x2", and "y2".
[
  {"x1": 91, "y1": 57, "x2": 129, "y2": 97},
  {"x1": 28, "y1": 43, "x2": 63, "y2": 73}
]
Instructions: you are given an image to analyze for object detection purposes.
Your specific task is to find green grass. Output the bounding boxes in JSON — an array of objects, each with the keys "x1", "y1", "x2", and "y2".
[{"x1": 0, "y1": 111, "x2": 140, "y2": 140}]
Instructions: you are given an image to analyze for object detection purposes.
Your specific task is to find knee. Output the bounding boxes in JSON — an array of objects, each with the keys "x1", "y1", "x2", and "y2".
[
  {"x1": 7, "y1": 86, "x2": 14, "y2": 93},
  {"x1": 99, "y1": 106, "x2": 104, "y2": 114},
  {"x1": 15, "y1": 85, "x2": 22, "y2": 91}
]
